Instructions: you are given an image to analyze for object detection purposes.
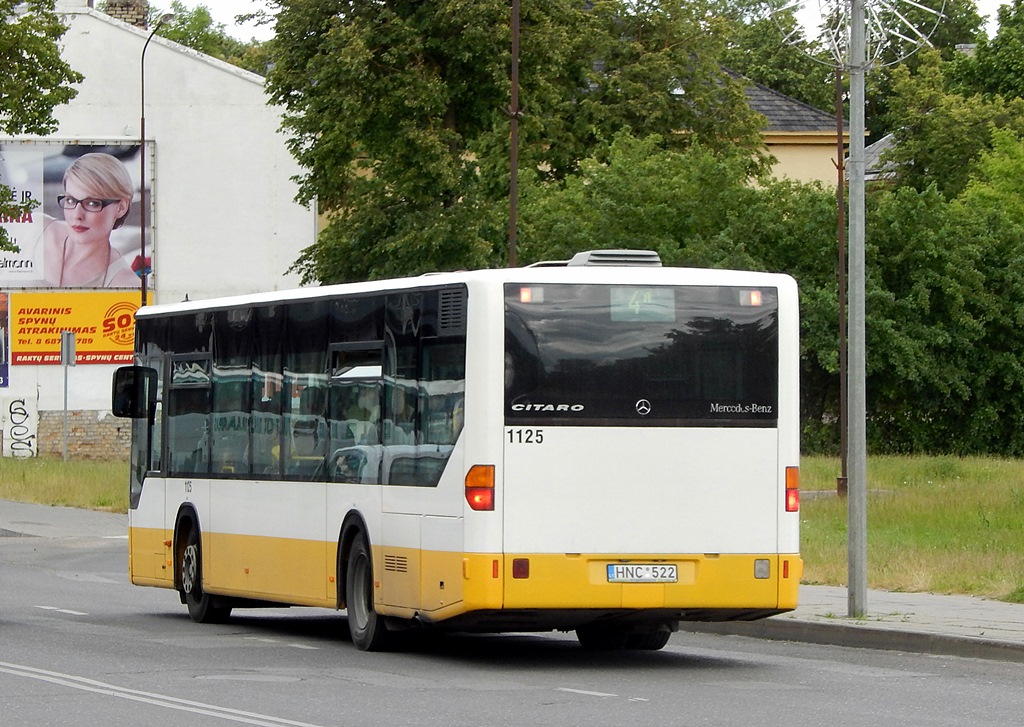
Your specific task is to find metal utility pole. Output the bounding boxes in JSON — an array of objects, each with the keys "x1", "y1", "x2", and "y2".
[{"x1": 847, "y1": 0, "x2": 868, "y2": 618}]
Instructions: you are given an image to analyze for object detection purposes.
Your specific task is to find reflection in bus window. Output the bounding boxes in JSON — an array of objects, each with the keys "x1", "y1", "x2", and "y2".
[
  {"x1": 384, "y1": 383, "x2": 416, "y2": 445},
  {"x1": 286, "y1": 379, "x2": 327, "y2": 478},
  {"x1": 283, "y1": 301, "x2": 328, "y2": 479},
  {"x1": 327, "y1": 346, "x2": 383, "y2": 483},
  {"x1": 167, "y1": 356, "x2": 211, "y2": 475},
  {"x1": 382, "y1": 291, "x2": 466, "y2": 486},
  {"x1": 212, "y1": 308, "x2": 252, "y2": 474},
  {"x1": 251, "y1": 305, "x2": 284, "y2": 476}
]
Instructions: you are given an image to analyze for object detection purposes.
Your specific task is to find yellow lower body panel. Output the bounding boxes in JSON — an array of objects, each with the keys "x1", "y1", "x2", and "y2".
[
  {"x1": 129, "y1": 526, "x2": 800, "y2": 626},
  {"x1": 205, "y1": 531, "x2": 334, "y2": 608},
  {"x1": 128, "y1": 526, "x2": 336, "y2": 608},
  {"x1": 469, "y1": 552, "x2": 802, "y2": 613},
  {"x1": 128, "y1": 526, "x2": 175, "y2": 588}
]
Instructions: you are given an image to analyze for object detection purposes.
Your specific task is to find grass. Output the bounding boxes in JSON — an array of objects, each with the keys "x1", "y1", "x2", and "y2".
[
  {"x1": 802, "y1": 455, "x2": 1024, "y2": 603},
  {"x1": 2, "y1": 454, "x2": 1023, "y2": 603},
  {"x1": 0, "y1": 456, "x2": 127, "y2": 513}
]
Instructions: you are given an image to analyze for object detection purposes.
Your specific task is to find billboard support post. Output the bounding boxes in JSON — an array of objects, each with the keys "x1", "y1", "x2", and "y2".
[{"x1": 60, "y1": 330, "x2": 76, "y2": 461}]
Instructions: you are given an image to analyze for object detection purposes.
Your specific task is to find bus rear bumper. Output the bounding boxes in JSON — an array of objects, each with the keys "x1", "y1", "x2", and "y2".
[
  {"x1": 427, "y1": 552, "x2": 802, "y2": 630},
  {"x1": 431, "y1": 606, "x2": 790, "y2": 634}
]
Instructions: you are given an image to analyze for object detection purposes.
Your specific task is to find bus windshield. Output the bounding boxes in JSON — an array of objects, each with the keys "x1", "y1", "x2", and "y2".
[{"x1": 504, "y1": 283, "x2": 779, "y2": 427}]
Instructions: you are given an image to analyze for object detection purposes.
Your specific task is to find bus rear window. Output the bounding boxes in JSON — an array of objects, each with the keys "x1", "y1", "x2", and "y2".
[{"x1": 504, "y1": 284, "x2": 778, "y2": 427}]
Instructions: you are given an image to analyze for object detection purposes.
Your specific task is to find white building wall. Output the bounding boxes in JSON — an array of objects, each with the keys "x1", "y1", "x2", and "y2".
[
  {"x1": 3, "y1": 5, "x2": 315, "y2": 424},
  {"x1": 52, "y1": 8, "x2": 313, "y2": 304}
]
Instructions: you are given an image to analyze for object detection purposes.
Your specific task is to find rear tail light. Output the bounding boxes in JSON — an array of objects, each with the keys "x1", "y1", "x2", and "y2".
[
  {"x1": 512, "y1": 558, "x2": 530, "y2": 579},
  {"x1": 465, "y1": 465, "x2": 495, "y2": 511},
  {"x1": 785, "y1": 465, "x2": 799, "y2": 512}
]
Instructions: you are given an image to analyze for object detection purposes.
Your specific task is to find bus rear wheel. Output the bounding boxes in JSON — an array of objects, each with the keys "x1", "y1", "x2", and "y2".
[
  {"x1": 575, "y1": 624, "x2": 629, "y2": 651},
  {"x1": 576, "y1": 623, "x2": 672, "y2": 651},
  {"x1": 181, "y1": 528, "x2": 231, "y2": 624},
  {"x1": 345, "y1": 535, "x2": 390, "y2": 651},
  {"x1": 625, "y1": 628, "x2": 672, "y2": 651}
]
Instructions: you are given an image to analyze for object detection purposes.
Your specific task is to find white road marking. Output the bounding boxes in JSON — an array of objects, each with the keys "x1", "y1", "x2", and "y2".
[
  {"x1": 557, "y1": 687, "x2": 618, "y2": 697},
  {"x1": 0, "y1": 661, "x2": 327, "y2": 727},
  {"x1": 35, "y1": 605, "x2": 88, "y2": 616},
  {"x1": 243, "y1": 636, "x2": 319, "y2": 651}
]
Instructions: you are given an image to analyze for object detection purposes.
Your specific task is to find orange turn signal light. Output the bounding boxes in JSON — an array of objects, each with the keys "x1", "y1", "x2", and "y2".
[
  {"x1": 466, "y1": 464, "x2": 495, "y2": 511},
  {"x1": 785, "y1": 466, "x2": 800, "y2": 512}
]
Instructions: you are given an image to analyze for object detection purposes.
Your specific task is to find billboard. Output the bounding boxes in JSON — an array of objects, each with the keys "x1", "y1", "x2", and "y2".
[
  {"x1": 0, "y1": 141, "x2": 151, "y2": 290},
  {"x1": 8, "y1": 291, "x2": 141, "y2": 365}
]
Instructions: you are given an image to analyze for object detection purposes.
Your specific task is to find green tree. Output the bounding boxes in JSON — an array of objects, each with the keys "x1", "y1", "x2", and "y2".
[
  {"x1": 958, "y1": 127, "x2": 1024, "y2": 221},
  {"x1": 949, "y1": 0, "x2": 1024, "y2": 99},
  {"x1": 942, "y1": 130, "x2": 1024, "y2": 454},
  {"x1": 268, "y1": 0, "x2": 536, "y2": 281},
  {"x1": 0, "y1": 0, "x2": 83, "y2": 249},
  {"x1": 266, "y1": 0, "x2": 768, "y2": 284},
  {"x1": 518, "y1": 132, "x2": 758, "y2": 265},
  {"x1": 865, "y1": 0, "x2": 984, "y2": 140},
  {"x1": 859, "y1": 185, "x2": 988, "y2": 453},
  {"x1": 882, "y1": 48, "x2": 1024, "y2": 197},
  {"x1": 575, "y1": 1, "x2": 766, "y2": 163},
  {"x1": 154, "y1": 2, "x2": 270, "y2": 75}
]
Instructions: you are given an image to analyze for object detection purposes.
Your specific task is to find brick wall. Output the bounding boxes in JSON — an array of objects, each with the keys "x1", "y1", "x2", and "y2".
[
  {"x1": 103, "y1": 0, "x2": 149, "y2": 29},
  {"x1": 37, "y1": 410, "x2": 131, "y2": 460}
]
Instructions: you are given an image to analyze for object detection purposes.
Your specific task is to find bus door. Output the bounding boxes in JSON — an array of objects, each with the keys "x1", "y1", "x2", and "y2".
[{"x1": 120, "y1": 360, "x2": 173, "y2": 587}]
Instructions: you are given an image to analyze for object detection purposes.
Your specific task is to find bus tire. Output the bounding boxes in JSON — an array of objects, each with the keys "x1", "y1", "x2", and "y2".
[
  {"x1": 345, "y1": 535, "x2": 390, "y2": 651},
  {"x1": 575, "y1": 624, "x2": 628, "y2": 651},
  {"x1": 181, "y1": 527, "x2": 231, "y2": 624},
  {"x1": 625, "y1": 628, "x2": 672, "y2": 651}
]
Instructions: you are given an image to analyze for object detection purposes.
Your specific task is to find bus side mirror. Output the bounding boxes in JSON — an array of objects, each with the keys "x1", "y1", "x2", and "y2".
[{"x1": 112, "y1": 365, "x2": 158, "y2": 419}]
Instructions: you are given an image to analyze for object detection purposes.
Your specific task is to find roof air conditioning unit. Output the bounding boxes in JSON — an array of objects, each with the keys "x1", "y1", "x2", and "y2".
[{"x1": 566, "y1": 249, "x2": 662, "y2": 267}]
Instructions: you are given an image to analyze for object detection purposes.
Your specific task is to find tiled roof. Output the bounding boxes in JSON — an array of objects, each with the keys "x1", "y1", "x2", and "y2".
[
  {"x1": 864, "y1": 133, "x2": 897, "y2": 180},
  {"x1": 735, "y1": 74, "x2": 845, "y2": 133}
]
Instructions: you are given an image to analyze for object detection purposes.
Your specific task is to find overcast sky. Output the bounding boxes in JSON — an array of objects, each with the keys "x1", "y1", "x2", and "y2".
[{"x1": 199, "y1": 0, "x2": 274, "y2": 41}]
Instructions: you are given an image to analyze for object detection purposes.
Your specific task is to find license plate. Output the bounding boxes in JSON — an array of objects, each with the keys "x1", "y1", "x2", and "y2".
[{"x1": 606, "y1": 563, "x2": 677, "y2": 583}]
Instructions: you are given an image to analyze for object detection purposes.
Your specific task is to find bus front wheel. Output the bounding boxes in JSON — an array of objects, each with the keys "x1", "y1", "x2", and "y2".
[
  {"x1": 345, "y1": 535, "x2": 390, "y2": 651},
  {"x1": 181, "y1": 528, "x2": 231, "y2": 624}
]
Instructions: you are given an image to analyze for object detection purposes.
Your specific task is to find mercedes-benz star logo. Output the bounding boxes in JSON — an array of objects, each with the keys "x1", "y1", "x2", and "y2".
[{"x1": 635, "y1": 399, "x2": 652, "y2": 416}]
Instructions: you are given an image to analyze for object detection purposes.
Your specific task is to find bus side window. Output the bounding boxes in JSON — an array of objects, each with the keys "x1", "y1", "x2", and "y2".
[
  {"x1": 288, "y1": 385, "x2": 327, "y2": 478},
  {"x1": 167, "y1": 356, "x2": 212, "y2": 476},
  {"x1": 283, "y1": 300, "x2": 329, "y2": 480}
]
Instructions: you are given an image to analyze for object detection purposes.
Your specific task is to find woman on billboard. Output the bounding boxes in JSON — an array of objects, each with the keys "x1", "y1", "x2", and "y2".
[{"x1": 41, "y1": 153, "x2": 139, "y2": 288}]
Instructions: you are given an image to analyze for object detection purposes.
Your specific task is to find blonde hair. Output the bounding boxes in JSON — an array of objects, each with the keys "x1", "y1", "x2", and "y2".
[{"x1": 63, "y1": 153, "x2": 134, "y2": 229}]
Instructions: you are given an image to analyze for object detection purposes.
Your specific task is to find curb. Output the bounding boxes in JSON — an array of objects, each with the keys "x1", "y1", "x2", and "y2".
[{"x1": 679, "y1": 619, "x2": 1024, "y2": 664}]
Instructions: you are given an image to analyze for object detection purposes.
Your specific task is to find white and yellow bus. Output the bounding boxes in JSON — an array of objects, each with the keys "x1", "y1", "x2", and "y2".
[{"x1": 113, "y1": 250, "x2": 801, "y2": 651}]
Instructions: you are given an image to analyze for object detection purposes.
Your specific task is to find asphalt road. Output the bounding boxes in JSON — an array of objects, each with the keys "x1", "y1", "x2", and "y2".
[{"x1": 2, "y1": 521, "x2": 1023, "y2": 727}]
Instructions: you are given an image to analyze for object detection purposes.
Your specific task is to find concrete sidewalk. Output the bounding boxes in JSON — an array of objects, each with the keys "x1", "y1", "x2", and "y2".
[
  {"x1": 3, "y1": 499, "x2": 1023, "y2": 662},
  {"x1": 682, "y1": 584, "x2": 1024, "y2": 663}
]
